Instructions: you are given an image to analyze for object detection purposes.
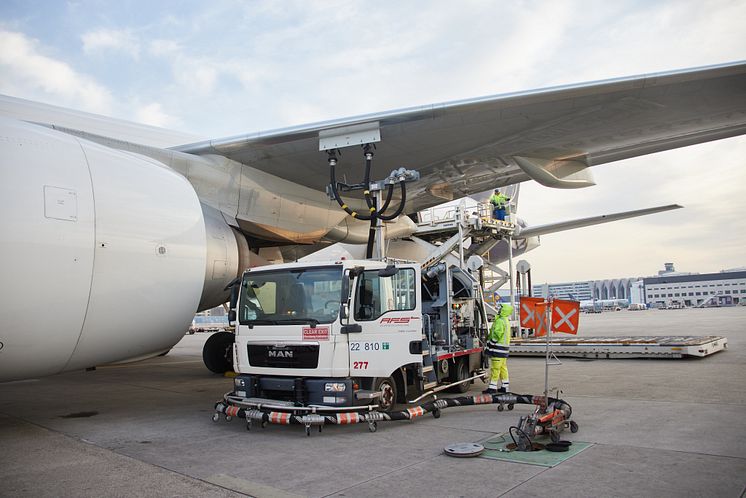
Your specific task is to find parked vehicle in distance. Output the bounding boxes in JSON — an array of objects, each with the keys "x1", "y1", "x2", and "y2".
[{"x1": 189, "y1": 315, "x2": 229, "y2": 334}]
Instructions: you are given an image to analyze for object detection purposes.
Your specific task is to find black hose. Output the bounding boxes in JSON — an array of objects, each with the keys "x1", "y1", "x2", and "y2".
[
  {"x1": 365, "y1": 198, "x2": 377, "y2": 259},
  {"x1": 329, "y1": 160, "x2": 372, "y2": 221},
  {"x1": 327, "y1": 150, "x2": 408, "y2": 248},
  {"x1": 377, "y1": 181, "x2": 407, "y2": 221},
  {"x1": 379, "y1": 183, "x2": 395, "y2": 212},
  {"x1": 216, "y1": 393, "x2": 573, "y2": 430},
  {"x1": 509, "y1": 425, "x2": 532, "y2": 448},
  {"x1": 363, "y1": 155, "x2": 375, "y2": 211}
]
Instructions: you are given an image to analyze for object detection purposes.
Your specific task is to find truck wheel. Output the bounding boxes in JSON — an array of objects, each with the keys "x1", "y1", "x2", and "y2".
[
  {"x1": 203, "y1": 331, "x2": 234, "y2": 374},
  {"x1": 447, "y1": 360, "x2": 470, "y2": 393},
  {"x1": 374, "y1": 377, "x2": 397, "y2": 412}
]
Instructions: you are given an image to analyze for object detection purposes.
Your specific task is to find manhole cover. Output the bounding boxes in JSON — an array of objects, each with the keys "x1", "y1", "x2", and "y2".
[{"x1": 444, "y1": 442, "x2": 485, "y2": 458}]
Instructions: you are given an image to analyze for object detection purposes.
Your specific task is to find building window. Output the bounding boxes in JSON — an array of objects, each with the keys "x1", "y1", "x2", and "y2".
[
  {"x1": 688, "y1": 292, "x2": 694, "y2": 296},
  {"x1": 668, "y1": 294, "x2": 673, "y2": 297}
]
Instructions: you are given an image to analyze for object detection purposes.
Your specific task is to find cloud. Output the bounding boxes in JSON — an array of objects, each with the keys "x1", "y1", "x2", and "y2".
[
  {"x1": 82, "y1": 28, "x2": 141, "y2": 59},
  {"x1": 134, "y1": 102, "x2": 178, "y2": 128},
  {"x1": 149, "y1": 39, "x2": 181, "y2": 57},
  {"x1": 0, "y1": 29, "x2": 112, "y2": 113}
]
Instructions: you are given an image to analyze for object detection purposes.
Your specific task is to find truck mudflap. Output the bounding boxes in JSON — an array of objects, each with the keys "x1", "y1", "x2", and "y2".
[{"x1": 213, "y1": 393, "x2": 572, "y2": 436}]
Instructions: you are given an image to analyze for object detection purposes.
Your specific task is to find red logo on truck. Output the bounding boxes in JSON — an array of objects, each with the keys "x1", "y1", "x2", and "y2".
[
  {"x1": 380, "y1": 317, "x2": 420, "y2": 325},
  {"x1": 302, "y1": 327, "x2": 329, "y2": 341}
]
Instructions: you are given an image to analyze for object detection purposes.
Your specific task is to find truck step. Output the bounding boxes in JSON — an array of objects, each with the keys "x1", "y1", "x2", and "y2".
[
  {"x1": 422, "y1": 365, "x2": 433, "y2": 373},
  {"x1": 424, "y1": 381, "x2": 438, "y2": 390}
]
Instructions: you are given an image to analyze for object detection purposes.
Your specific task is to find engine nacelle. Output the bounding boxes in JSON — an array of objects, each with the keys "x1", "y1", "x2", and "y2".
[
  {"x1": 0, "y1": 118, "x2": 219, "y2": 381},
  {"x1": 198, "y1": 203, "x2": 252, "y2": 311}
]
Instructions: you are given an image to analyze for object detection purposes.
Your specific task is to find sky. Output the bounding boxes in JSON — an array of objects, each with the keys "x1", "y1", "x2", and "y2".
[{"x1": 1, "y1": 0, "x2": 745, "y2": 283}]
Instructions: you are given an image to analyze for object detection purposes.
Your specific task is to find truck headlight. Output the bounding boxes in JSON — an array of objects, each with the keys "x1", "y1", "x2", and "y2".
[{"x1": 325, "y1": 382, "x2": 347, "y2": 392}]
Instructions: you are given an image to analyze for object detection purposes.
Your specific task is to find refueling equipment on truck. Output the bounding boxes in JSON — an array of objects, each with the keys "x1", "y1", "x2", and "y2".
[{"x1": 211, "y1": 143, "x2": 578, "y2": 437}]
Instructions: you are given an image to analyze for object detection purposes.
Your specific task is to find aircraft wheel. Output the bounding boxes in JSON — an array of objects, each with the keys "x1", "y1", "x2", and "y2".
[{"x1": 203, "y1": 331, "x2": 234, "y2": 374}]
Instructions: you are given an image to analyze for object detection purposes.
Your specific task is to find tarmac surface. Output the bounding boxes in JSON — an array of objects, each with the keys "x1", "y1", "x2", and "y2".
[{"x1": 1, "y1": 306, "x2": 745, "y2": 497}]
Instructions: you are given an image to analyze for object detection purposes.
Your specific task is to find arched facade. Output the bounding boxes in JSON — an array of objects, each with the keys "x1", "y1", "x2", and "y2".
[{"x1": 589, "y1": 278, "x2": 635, "y2": 302}]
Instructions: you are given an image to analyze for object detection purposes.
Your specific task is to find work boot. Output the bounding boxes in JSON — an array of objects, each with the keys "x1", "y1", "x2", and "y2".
[
  {"x1": 497, "y1": 387, "x2": 508, "y2": 394},
  {"x1": 482, "y1": 387, "x2": 497, "y2": 394}
]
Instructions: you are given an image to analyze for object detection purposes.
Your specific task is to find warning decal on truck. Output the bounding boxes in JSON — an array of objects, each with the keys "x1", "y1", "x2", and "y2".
[{"x1": 303, "y1": 327, "x2": 329, "y2": 341}]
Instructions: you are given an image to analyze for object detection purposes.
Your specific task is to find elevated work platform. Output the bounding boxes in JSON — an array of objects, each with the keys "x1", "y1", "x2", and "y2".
[
  {"x1": 511, "y1": 335, "x2": 727, "y2": 359},
  {"x1": 414, "y1": 201, "x2": 515, "y2": 243}
]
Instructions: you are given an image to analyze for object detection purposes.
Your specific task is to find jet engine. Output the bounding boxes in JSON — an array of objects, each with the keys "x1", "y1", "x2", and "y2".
[{"x1": 0, "y1": 118, "x2": 245, "y2": 381}]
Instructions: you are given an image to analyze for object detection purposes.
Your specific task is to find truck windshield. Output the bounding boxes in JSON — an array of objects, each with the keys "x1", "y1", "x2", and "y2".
[{"x1": 238, "y1": 266, "x2": 343, "y2": 326}]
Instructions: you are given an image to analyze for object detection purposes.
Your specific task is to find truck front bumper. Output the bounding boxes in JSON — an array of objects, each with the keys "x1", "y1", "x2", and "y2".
[{"x1": 233, "y1": 374, "x2": 355, "y2": 407}]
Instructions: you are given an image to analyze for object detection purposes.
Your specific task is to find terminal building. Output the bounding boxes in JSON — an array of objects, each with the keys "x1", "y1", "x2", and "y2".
[
  {"x1": 643, "y1": 269, "x2": 746, "y2": 307},
  {"x1": 532, "y1": 278, "x2": 637, "y2": 302},
  {"x1": 531, "y1": 263, "x2": 746, "y2": 307}
]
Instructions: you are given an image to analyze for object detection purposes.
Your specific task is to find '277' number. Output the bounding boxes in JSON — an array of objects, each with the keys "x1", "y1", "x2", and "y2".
[{"x1": 353, "y1": 361, "x2": 368, "y2": 369}]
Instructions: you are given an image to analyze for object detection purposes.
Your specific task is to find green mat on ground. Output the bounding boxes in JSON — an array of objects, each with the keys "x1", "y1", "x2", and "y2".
[{"x1": 480, "y1": 433, "x2": 593, "y2": 467}]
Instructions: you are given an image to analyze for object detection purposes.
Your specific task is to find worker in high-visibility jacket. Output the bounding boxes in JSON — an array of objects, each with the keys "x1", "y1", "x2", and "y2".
[
  {"x1": 483, "y1": 303, "x2": 513, "y2": 394},
  {"x1": 489, "y1": 189, "x2": 510, "y2": 221}
]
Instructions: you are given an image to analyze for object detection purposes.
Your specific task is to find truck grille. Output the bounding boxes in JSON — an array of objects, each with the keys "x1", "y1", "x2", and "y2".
[{"x1": 247, "y1": 344, "x2": 319, "y2": 369}]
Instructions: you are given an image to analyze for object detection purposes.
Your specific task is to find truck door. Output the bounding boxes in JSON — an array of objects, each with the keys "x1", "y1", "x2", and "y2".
[{"x1": 346, "y1": 265, "x2": 422, "y2": 379}]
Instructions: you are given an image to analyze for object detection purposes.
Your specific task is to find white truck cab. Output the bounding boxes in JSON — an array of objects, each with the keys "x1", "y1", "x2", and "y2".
[{"x1": 231, "y1": 260, "x2": 425, "y2": 409}]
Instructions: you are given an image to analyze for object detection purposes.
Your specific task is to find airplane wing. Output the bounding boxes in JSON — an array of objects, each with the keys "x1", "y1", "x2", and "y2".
[
  {"x1": 515, "y1": 204, "x2": 683, "y2": 239},
  {"x1": 174, "y1": 61, "x2": 746, "y2": 213}
]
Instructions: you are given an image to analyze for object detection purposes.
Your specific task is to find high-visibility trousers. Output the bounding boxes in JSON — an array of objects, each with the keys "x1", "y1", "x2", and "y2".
[{"x1": 488, "y1": 357, "x2": 509, "y2": 389}]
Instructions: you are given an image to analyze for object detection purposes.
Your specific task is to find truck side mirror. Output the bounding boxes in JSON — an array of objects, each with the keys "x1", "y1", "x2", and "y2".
[
  {"x1": 228, "y1": 309, "x2": 236, "y2": 324},
  {"x1": 229, "y1": 284, "x2": 239, "y2": 310},
  {"x1": 341, "y1": 276, "x2": 350, "y2": 306}
]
